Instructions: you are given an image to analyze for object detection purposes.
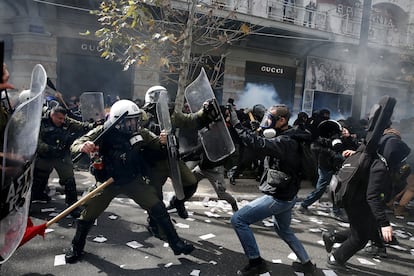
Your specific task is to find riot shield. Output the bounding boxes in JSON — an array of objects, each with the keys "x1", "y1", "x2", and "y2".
[
  {"x1": 184, "y1": 68, "x2": 235, "y2": 162},
  {"x1": 79, "y1": 92, "x2": 105, "y2": 122},
  {"x1": 0, "y1": 64, "x2": 46, "y2": 263},
  {"x1": 156, "y1": 90, "x2": 185, "y2": 200}
]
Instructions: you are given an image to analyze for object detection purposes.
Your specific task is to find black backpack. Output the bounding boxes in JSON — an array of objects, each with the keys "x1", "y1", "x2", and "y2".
[
  {"x1": 329, "y1": 145, "x2": 376, "y2": 207},
  {"x1": 329, "y1": 96, "x2": 396, "y2": 207}
]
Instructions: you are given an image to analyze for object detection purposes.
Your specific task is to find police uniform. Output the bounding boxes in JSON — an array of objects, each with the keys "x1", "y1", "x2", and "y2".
[
  {"x1": 32, "y1": 110, "x2": 94, "y2": 204},
  {"x1": 65, "y1": 122, "x2": 194, "y2": 263}
]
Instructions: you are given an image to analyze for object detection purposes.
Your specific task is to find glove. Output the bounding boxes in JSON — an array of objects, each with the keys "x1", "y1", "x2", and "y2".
[
  {"x1": 250, "y1": 120, "x2": 260, "y2": 131},
  {"x1": 227, "y1": 104, "x2": 240, "y2": 126},
  {"x1": 93, "y1": 119, "x2": 105, "y2": 127},
  {"x1": 202, "y1": 99, "x2": 221, "y2": 122}
]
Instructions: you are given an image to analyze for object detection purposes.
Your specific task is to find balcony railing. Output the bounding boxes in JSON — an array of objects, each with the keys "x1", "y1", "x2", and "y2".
[{"x1": 197, "y1": 0, "x2": 414, "y2": 49}]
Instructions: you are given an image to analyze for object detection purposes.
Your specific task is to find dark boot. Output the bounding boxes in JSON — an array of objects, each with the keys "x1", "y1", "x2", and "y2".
[
  {"x1": 146, "y1": 216, "x2": 167, "y2": 241},
  {"x1": 150, "y1": 202, "x2": 194, "y2": 255},
  {"x1": 65, "y1": 219, "x2": 94, "y2": 263},
  {"x1": 63, "y1": 178, "x2": 81, "y2": 218},
  {"x1": 167, "y1": 196, "x2": 188, "y2": 219},
  {"x1": 31, "y1": 176, "x2": 51, "y2": 203}
]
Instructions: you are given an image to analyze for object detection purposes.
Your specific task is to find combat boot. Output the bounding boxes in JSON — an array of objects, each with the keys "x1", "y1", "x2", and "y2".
[
  {"x1": 65, "y1": 219, "x2": 94, "y2": 263},
  {"x1": 146, "y1": 216, "x2": 167, "y2": 241},
  {"x1": 167, "y1": 196, "x2": 188, "y2": 219},
  {"x1": 150, "y1": 202, "x2": 194, "y2": 255}
]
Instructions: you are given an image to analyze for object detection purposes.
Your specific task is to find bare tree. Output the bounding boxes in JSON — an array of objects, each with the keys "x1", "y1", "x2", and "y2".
[{"x1": 90, "y1": 0, "x2": 255, "y2": 112}]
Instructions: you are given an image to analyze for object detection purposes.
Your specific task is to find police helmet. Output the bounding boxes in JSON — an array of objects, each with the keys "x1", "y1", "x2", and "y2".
[
  {"x1": 108, "y1": 99, "x2": 143, "y2": 134},
  {"x1": 144, "y1": 86, "x2": 168, "y2": 108}
]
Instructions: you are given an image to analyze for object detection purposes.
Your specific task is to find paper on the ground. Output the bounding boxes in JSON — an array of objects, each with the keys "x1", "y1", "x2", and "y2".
[
  {"x1": 108, "y1": 215, "x2": 118, "y2": 220},
  {"x1": 288, "y1": 252, "x2": 297, "y2": 260},
  {"x1": 165, "y1": 262, "x2": 173, "y2": 267},
  {"x1": 190, "y1": 269, "x2": 200, "y2": 276},
  {"x1": 41, "y1": 208, "x2": 56, "y2": 212},
  {"x1": 93, "y1": 236, "x2": 107, "y2": 243},
  {"x1": 175, "y1": 222, "x2": 190, "y2": 229},
  {"x1": 54, "y1": 254, "x2": 66, "y2": 266},
  {"x1": 272, "y1": 259, "x2": 282, "y2": 263},
  {"x1": 126, "y1": 241, "x2": 143, "y2": 249},
  {"x1": 322, "y1": 270, "x2": 337, "y2": 276},
  {"x1": 45, "y1": 228, "x2": 54, "y2": 234},
  {"x1": 357, "y1": 258, "x2": 376, "y2": 265},
  {"x1": 199, "y1": 233, "x2": 216, "y2": 240}
]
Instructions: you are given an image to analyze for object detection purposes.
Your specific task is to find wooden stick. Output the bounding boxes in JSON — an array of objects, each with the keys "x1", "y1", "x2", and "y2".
[
  {"x1": 248, "y1": 111, "x2": 255, "y2": 122},
  {"x1": 46, "y1": 177, "x2": 114, "y2": 227}
]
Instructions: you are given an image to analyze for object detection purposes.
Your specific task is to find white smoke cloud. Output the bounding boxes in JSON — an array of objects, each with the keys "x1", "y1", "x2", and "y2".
[{"x1": 235, "y1": 83, "x2": 281, "y2": 110}]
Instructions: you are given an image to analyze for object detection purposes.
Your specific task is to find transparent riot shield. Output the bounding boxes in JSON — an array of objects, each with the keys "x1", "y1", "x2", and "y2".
[
  {"x1": 156, "y1": 91, "x2": 185, "y2": 200},
  {"x1": 0, "y1": 64, "x2": 46, "y2": 263},
  {"x1": 79, "y1": 92, "x2": 105, "y2": 122},
  {"x1": 185, "y1": 68, "x2": 235, "y2": 162}
]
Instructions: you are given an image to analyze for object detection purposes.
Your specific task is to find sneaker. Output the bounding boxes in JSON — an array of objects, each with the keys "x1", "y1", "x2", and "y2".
[
  {"x1": 237, "y1": 260, "x2": 269, "y2": 276},
  {"x1": 365, "y1": 244, "x2": 387, "y2": 258},
  {"x1": 327, "y1": 254, "x2": 349, "y2": 272},
  {"x1": 322, "y1": 231, "x2": 335, "y2": 253},
  {"x1": 297, "y1": 205, "x2": 311, "y2": 215},
  {"x1": 292, "y1": 261, "x2": 317, "y2": 275}
]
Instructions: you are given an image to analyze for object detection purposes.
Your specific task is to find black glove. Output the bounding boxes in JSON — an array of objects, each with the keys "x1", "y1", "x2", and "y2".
[
  {"x1": 227, "y1": 104, "x2": 240, "y2": 126},
  {"x1": 202, "y1": 99, "x2": 221, "y2": 122},
  {"x1": 250, "y1": 120, "x2": 260, "y2": 131},
  {"x1": 93, "y1": 119, "x2": 105, "y2": 127}
]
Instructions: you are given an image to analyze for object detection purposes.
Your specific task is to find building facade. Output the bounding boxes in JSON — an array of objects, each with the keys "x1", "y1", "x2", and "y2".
[{"x1": 1, "y1": 0, "x2": 413, "y2": 120}]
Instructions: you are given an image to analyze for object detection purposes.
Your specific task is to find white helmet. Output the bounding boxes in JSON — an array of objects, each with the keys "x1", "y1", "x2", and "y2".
[
  {"x1": 108, "y1": 99, "x2": 142, "y2": 133},
  {"x1": 18, "y1": 89, "x2": 31, "y2": 104},
  {"x1": 144, "y1": 85, "x2": 168, "y2": 108}
]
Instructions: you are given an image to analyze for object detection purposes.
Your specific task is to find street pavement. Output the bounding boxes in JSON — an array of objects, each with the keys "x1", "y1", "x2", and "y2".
[{"x1": 2, "y1": 169, "x2": 414, "y2": 275}]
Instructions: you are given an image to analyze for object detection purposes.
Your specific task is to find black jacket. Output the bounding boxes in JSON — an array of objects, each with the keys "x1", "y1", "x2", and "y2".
[
  {"x1": 233, "y1": 123, "x2": 311, "y2": 201},
  {"x1": 366, "y1": 134, "x2": 411, "y2": 227}
]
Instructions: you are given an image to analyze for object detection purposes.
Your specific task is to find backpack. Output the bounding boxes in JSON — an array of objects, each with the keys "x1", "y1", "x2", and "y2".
[
  {"x1": 329, "y1": 95, "x2": 396, "y2": 207},
  {"x1": 329, "y1": 145, "x2": 376, "y2": 207}
]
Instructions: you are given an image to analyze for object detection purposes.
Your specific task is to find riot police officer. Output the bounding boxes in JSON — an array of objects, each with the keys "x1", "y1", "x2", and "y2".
[
  {"x1": 65, "y1": 99, "x2": 194, "y2": 263},
  {"x1": 142, "y1": 85, "x2": 218, "y2": 239},
  {"x1": 31, "y1": 106, "x2": 95, "y2": 217}
]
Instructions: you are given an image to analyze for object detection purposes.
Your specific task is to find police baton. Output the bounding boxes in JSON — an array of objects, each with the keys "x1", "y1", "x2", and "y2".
[{"x1": 72, "y1": 111, "x2": 128, "y2": 163}]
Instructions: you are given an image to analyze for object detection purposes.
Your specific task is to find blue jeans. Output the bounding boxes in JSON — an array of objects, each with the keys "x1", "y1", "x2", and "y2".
[
  {"x1": 231, "y1": 194, "x2": 311, "y2": 263},
  {"x1": 301, "y1": 168, "x2": 333, "y2": 208}
]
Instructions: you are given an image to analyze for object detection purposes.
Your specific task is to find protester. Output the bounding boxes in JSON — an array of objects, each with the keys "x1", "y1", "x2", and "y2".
[
  {"x1": 228, "y1": 104, "x2": 317, "y2": 275},
  {"x1": 297, "y1": 120, "x2": 348, "y2": 222},
  {"x1": 323, "y1": 127, "x2": 411, "y2": 269}
]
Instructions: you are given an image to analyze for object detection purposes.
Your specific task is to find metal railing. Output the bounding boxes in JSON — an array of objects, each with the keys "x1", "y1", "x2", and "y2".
[{"x1": 196, "y1": 0, "x2": 414, "y2": 49}]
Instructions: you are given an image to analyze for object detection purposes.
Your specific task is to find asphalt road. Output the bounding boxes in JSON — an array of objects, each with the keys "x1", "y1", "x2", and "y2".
[{"x1": 1, "y1": 170, "x2": 414, "y2": 276}]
